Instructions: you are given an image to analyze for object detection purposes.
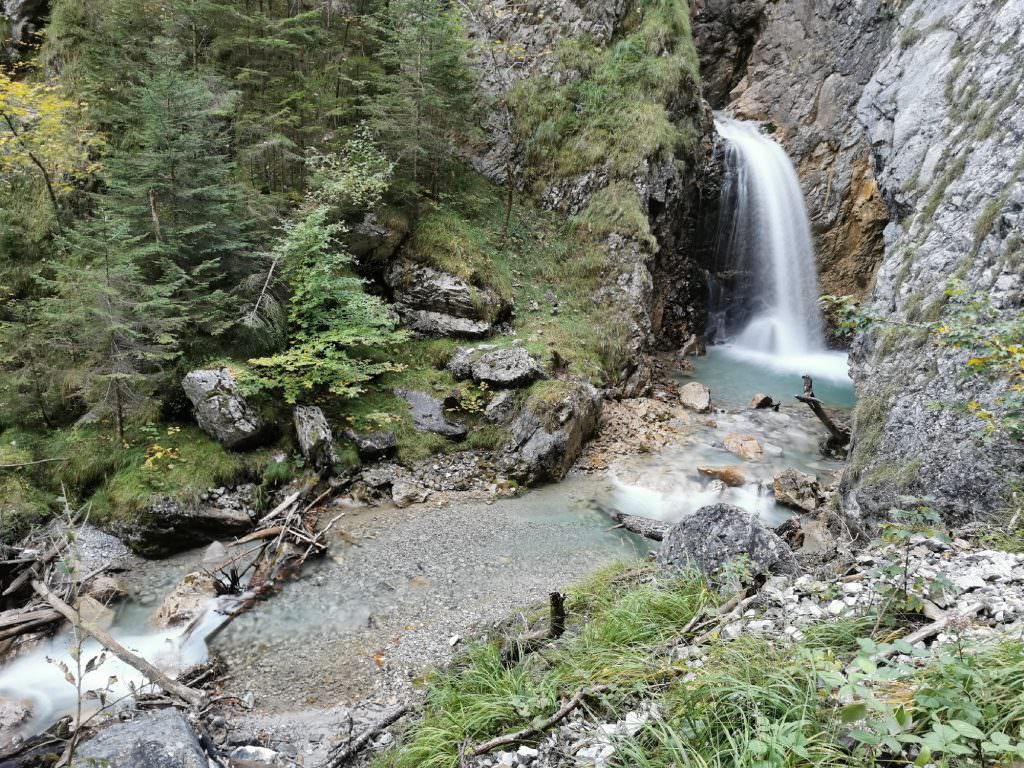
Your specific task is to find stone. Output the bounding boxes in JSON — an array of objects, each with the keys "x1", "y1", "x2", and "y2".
[
  {"x1": 657, "y1": 504, "x2": 800, "y2": 578},
  {"x1": 395, "y1": 389, "x2": 467, "y2": 440},
  {"x1": 447, "y1": 345, "x2": 546, "y2": 388},
  {"x1": 679, "y1": 381, "x2": 712, "y2": 412},
  {"x1": 116, "y1": 486, "x2": 257, "y2": 558},
  {"x1": 484, "y1": 390, "x2": 519, "y2": 423},
  {"x1": 202, "y1": 541, "x2": 229, "y2": 567},
  {"x1": 697, "y1": 465, "x2": 746, "y2": 487},
  {"x1": 502, "y1": 381, "x2": 602, "y2": 485},
  {"x1": 0, "y1": 695, "x2": 32, "y2": 751},
  {"x1": 395, "y1": 309, "x2": 493, "y2": 338},
  {"x1": 74, "y1": 710, "x2": 207, "y2": 768},
  {"x1": 343, "y1": 429, "x2": 398, "y2": 462},
  {"x1": 750, "y1": 393, "x2": 775, "y2": 409},
  {"x1": 182, "y1": 368, "x2": 269, "y2": 449},
  {"x1": 391, "y1": 479, "x2": 430, "y2": 508},
  {"x1": 293, "y1": 405, "x2": 338, "y2": 471},
  {"x1": 85, "y1": 574, "x2": 129, "y2": 604},
  {"x1": 76, "y1": 595, "x2": 115, "y2": 629},
  {"x1": 153, "y1": 571, "x2": 218, "y2": 628},
  {"x1": 773, "y1": 468, "x2": 822, "y2": 513},
  {"x1": 229, "y1": 745, "x2": 280, "y2": 764},
  {"x1": 723, "y1": 433, "x2": 762, "y2": 460}
]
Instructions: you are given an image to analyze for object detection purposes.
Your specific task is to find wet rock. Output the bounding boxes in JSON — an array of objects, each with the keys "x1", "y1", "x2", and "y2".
[
  {"x1": 293, "y1": 405, "x2": 338, "y2": 471},
  {"x1": 0, "y1": 695, "x2": 32, "y2": 751},
  {"x1": 75, "y1": 709, "x2": 207, "y2": 768},
  {"x1": 503, "y1": 381, "x2": 602, "y2": 485},
  {"x1": 679, "y1": 381, "x2": 712, "y2": 412},
  {"x1": 153, "y1": 571, "x2": 218, "y2": 628},
  {"x1": 723, "y1": 432, "x2": 762, "y2": 460},
  {"x1": 117, "y1": 486, "x2": 257, "y2": 558},
  {"x1": 773, "y1": 468, "x2": 822, "y2": 513},
  {"x1": 76, "y1": 595, "x2": 115, "y2": 629},
  {"x1": 202, "y1": 541, "x2": 229, "y2": 567},
  {"x1": 750, "y1": 393, "x2": 775, "y2": 409},
  {"x1": 85, "y1": 574, "x2": 129, "y2": 604},
  {"x1": 1, "y1": 0, "x2": 47, "y2": 63},
  {"x1": 657, "y1": 503, "x2": 800, "y2": 578},
  {"x1": 343, "y1": 429, "x2": 398, "y2": 462},
  {"x1": 484, "y1": 390, "x2": 519, "y2": 424},
  {"x1": 697, "y1": 465, "x2": 746, "y2": 487},
  {"x1": 448, "y1": 345, "x2": 545, "y2": 388},
  {"x1": 395, "y1": 389, "x2": 467, "y2": 440},
  {"x1": 182, "y1": 368, "x2": 269, "y2": 449}
]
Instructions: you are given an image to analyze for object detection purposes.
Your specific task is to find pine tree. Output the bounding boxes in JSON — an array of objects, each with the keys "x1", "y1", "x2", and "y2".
[
  {"x1": 36, "y1": 215, "x2": 182, "y2": 438},
  {"x1": 366, "y1": 0, "x2": 477, "y2": 194},
  {"x1": 102, "y1": 47, "x2": 253, "y2": 355}
]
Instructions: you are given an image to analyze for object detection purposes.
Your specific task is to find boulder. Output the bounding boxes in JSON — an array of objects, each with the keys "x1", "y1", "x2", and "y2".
[
  {"x1": 484, "y1": 390, "x2": 519, "y2": 424},
  {"x1": 85, "y1": 574, "x2": 129, "y2": 604},
  {"x1": 773, "y1": 468, "x2": 823, "y2": 513},
  {"x1": 153, "y1": 571, "x2": 218, "y2": 628},
  {"x1": 116, "y1": 486, "x2": 257, "y2": 558},
  {"x1": 679, "y1": 382, "x2": 712, "y2": 412},
  {"x1": 293, "y1": 405, "x2": 338, "y2": 471},
  {"x1": 447, "y1": 345, "x2": 546, "y2": 388},
  {"x1": 343, "y1": 429, "x2": 398, "y2": 462},
  {"x1": 723, "y1": 433, "x2": 762, "y2": 460},
  {"x1": 395, "y1": 389, "x2": 467, "y2": 440},
  {"x1": 751, "y1": 393, "x2": 775, "y2": 409},
  {"x1": 503, "y1": 381, "x2": 602, "y2": 485},
  {"x1": 182, "y1": 368, "x2": 268, "y2": 449},
  {"x1": 697, "y1": 465, "x2": 746, "y2": 487},
  {"x1": 76, "y1": 595, "x2": 115, "y2": 629},
  {"x1": 657, "y1": 504, "x2": 800, "y2": 578},
  {"x1": 0, "y1": 695, "x2": 32, "y2": 752},
  {"x1": 74, "y1": 709, "x2": 207, "y2": 768},
  {"x1": 347, "y1": 214, "x2": 403, "y2": 262},
  {"x1": 385, "y1": 259, "x2": 508, "y2": 338}
]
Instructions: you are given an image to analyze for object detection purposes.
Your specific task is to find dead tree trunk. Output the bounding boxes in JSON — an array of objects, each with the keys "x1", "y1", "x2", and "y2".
[
  {"x1": 501, "y1": 592, "x2": 567, "y2": 667},
  {"x1": 795, "y1": 375, "x2": 851, "y2": 456}
]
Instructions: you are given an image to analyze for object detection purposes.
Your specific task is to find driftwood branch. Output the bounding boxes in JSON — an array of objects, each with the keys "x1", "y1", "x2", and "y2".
[
  {"x1": 795, "y1": 375, "x2": 851, "y2": 447},
  {"x1": 32, "y1": 579, "x2": 208, "y2": 710},
  {"x1": 470, "y1": 685, "x2": 610, "y2": 756},
  {"x1": 609, "y1": 511, "x2": 669, "y2": 541},
  {"x1": 0, "y1": 457, "x2": 67, "y2": 469},
  {"x1": 325, "y1": 704, "x2": 412, "y2": 767}
]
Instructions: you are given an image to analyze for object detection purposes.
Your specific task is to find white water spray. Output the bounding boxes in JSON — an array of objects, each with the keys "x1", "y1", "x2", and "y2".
[{"x1": 711, "y1": 116, "x2": 848, "y2": 381}]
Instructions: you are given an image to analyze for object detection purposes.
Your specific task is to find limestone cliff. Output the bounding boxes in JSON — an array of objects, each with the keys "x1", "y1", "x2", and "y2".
[{"x1": 695, "y1": 0, "x2": 1023, "y2": 525}]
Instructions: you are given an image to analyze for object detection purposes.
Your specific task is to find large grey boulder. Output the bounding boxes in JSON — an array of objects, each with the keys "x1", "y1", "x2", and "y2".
[
  {"x1": 385, "y1": 259, "x2": 508, "y2": 338},
  {"x1": 181, "y1": 368, "x2": 268, "y2": 449},
  {"x1": 395, "y1": 388, "x2": 467, "y2": 440},
  {"x1": 74, "y1": 710, "x2": 207, "y2": 768},
  {"x1": 116, "y1": 486, "x2": 257, "y2": 558},
  {"x1": 343, "y1": 429, "x2": 398, "y2": 462},
  {"x1": 657, "y1": 504, "x2": 800, "y2": 578},
  {"x1": 448, "y1": 345, "x2": 546, "y2": 388},
  {"x1": 293, "y1": 406, "x2": 338, "y2": 471},
  {"x1": 503, "y1": 381, "x2": 602, "y2": 484}
]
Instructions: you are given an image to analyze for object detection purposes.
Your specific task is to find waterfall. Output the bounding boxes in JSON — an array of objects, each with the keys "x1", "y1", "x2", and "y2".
[{"x1": 710, "y1": 116, "x2": 826, "y2": 357}]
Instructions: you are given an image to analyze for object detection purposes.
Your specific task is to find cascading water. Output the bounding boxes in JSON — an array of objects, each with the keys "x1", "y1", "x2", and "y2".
[{"x1": 709, "y1": 116, "x2": 848, "y2": 381}]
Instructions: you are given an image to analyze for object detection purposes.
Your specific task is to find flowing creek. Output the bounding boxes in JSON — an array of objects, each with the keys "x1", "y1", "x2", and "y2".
[{"x1": 3, "y1": 115, "x2": 856, "y2": 738}]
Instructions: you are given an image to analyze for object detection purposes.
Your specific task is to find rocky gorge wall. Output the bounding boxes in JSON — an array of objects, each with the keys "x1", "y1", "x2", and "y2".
[{"x1": 694, "y1": 0, "x2": 1024, "y2": 526}]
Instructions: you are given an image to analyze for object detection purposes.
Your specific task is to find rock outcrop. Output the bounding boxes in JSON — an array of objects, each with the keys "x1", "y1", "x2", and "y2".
[
  {"x1": 293, "y1": 405, "x2": 338, "y2": 471},
  {"x1": 1, "y1": 0, "x2": 47, "y2": 63},
  {"x1": 385, "y1": 259, "x2": 507, "y2": 338},
  {"x1": 182, "y1": 368, "x2": 268, "y2": 449},
  {"x1": 657, "y1": 503, "x2": 800, "y2": 577},
  {"x1": 503, "y1": 382, "x2": 602, "y2": 484},
  {"x1": 447, "y1": 344, "x2": 546, "y2": 388},
  {"x1": 75, "y1": 710, "x2": 208, "y2": 768}
]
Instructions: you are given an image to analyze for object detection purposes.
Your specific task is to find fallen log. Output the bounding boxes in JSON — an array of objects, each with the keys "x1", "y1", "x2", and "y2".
[
  {"x1": 609, "y1": 511, "x2": 669, "y2": 541},
  {"x1": 31, "y1": 579, "x2": 208, "y2": 710},
  {"x1": 471, "y1": 685, "x2": 609, "y2": 756},
  {"x1": 325, "y1": 704, "x2": 412, "y2": 767},
  {"x1": 795, "y1": 375, "x2": 851, "y2": 450}
]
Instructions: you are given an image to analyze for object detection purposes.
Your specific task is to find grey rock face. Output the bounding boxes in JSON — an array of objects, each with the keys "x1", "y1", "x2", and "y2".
[
  {"x1": 843, "y1": 0, "x2": 1024, "y2": 526},
  {"x1": 691, "y1": 0, "x2": 766, "y2": 107},
  {"x1": 181, "y1": 368, "x2": 268, "y2": 449},
  {"x1": 293, "y1": 405, "x2": 338, "y2": 471},
  {"x1": 385, "y1": 259, "x2": 507, "y2": 338},
  {"x1": 1, "y1": 0, "x2": 48, "y2": 62},
  {"x1": 484, "y1": 390, "x2": 520, "y2": 424},
  {"x1": 657, "y1": 504, "x2": 800, "y2": 578},
  {"x1": 74, "y1": 710, "x2": 207, "y2": 768},
  {"x1": 395, "y1": 388, "x2": 467, "y2": 440},
  {"x1": 448, "y1": 345, "x2": 546, "y2": 388},
  {"x1": 344, "y1": 429, "x2": 398, "y2": 462},
  {"x1": 503, "y1": 382, "x2": 602, "y2": 484},
  {"x1": 679, "y1": 381, "x2": 712, "y2": 412},
  {"x1": 117, "y1": 486, "x2": 257, "y2": 557}
]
